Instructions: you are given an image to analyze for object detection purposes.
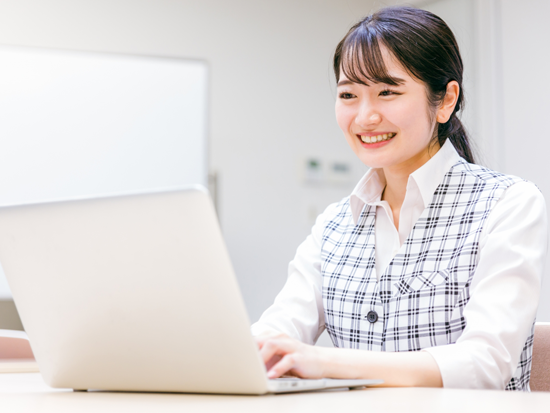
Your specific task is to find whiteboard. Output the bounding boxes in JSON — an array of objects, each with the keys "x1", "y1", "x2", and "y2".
[{"x1": 0, "y1": 46, "x2": 208, "y2": 298}]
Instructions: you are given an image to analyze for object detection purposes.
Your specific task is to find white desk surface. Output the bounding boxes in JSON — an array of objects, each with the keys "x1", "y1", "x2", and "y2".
[{"x1": 1, "y1": 373, "x2": 550, "y2": 413}]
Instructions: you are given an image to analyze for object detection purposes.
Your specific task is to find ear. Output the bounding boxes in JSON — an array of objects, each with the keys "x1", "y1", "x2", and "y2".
[{"x1": 436, "y1": 81, "x2": 460, "y2": 123}]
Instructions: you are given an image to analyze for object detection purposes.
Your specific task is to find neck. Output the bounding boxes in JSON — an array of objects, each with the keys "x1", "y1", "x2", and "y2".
[
  {"x1": 381, "y1": 141, "x2": 441, "y2": 211},
  {"x1": 381, "y1": 169, "x2": 409, "y2": 209}
]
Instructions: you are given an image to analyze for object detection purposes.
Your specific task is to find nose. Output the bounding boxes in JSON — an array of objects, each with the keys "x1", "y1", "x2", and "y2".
[{"x1": 355, "y1": 102, "x2": 382, "y2": 128}]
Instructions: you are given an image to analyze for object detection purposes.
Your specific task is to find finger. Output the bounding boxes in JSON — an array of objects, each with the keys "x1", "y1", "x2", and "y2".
[
  {"x1": 254, "y1": 335, "x2": 267, "y2": 349},
  {"x1": 267, "y1": 354, "x2": 298, "y2": 379},
  {"x1": 255, "y1": 335, "x2": 275, "y2": 350},
  {"x1": 259, "y1": 337, "x2": 296, "y2": 365},
  {"x1": 259, "y1": 339, "x2": 284, "y2": 364},
  {"x1": 255, "y1": 332, "x2": 287, "y2": 349},
  {"x1": 265, "y1": 354, "x2": 282, "y2": 372}
]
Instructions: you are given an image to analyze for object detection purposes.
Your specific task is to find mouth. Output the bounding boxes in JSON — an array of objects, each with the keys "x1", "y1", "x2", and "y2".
[{"x1": 357, "y1": 132, "x2": 396, "y2": 144}]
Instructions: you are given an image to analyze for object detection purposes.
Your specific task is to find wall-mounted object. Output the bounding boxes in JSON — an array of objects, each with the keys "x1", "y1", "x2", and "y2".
[{"x1": 0, "y1": 45, "x2": 208, "y2": 298}]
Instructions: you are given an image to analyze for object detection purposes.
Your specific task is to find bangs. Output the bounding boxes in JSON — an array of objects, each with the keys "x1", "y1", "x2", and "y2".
[{"x1": 339, "y1": 25, "x2": 403, "y2": 86}]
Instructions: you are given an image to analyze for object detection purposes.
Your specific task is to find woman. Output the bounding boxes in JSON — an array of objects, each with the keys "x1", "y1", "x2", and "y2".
[{"x1": 251, "y1": 6, "x2": 547, "y2": 391}]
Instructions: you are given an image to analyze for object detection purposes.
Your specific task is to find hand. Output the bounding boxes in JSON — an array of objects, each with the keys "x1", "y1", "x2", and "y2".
[
  {"x1": 254, "y1": 332, "x2": 443, "y2": 386},
  {"x1": 255, "y1": 332, "x2": 327, "y2": 379}
]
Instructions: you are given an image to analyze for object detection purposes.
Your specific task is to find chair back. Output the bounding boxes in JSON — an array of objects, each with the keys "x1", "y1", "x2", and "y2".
[
  {"x1": 531, "y1": 322, "x2": 550, "y2": 391},
  {"x1": 0, "y1": 330, "x2": 34, "y2": 359}
]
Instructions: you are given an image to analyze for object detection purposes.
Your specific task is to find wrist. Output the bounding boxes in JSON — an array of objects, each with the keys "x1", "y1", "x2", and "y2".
[{"x1": 315, "y1": 346, "x2": 350, "y2": 379}]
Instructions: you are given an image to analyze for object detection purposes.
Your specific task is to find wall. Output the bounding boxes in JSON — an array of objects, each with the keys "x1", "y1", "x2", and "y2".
[
  {"x1": 0, "y1": 0, "x2": 385, "y2": 330},
  {"x1": 499, "y1": 0, "x2": 550, "y2": 321}
]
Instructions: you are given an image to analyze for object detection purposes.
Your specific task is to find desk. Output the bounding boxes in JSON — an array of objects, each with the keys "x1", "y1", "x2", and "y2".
[{"x1": 1, "y1": 373, "x2": 550, "y2": 413}]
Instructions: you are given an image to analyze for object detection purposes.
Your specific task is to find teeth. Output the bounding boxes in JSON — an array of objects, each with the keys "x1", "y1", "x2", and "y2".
[{"x1": 360, "y1": 133, "x2": 395, "y2": 143}]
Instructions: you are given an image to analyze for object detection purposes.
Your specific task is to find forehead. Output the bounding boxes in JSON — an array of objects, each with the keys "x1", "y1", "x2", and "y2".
[
  {"x1": 339, "y1": 41, "x2": 414, "y2": 87},
  {"x1": 377, "y1": 47, "x2": 410, "y2": 79}
]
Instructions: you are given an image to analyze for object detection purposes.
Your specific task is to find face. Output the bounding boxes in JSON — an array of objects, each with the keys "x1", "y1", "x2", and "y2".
[{"x1": 335, "y1": 46, "x2": 438, "y2": 174}]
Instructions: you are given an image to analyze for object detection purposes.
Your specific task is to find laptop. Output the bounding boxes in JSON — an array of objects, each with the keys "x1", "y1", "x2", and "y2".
[{"x1": 0, "y1": 186, "x2": 381, "y2": 394}]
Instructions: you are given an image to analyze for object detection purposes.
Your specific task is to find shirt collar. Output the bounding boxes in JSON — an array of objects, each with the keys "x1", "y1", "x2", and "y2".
[
  {"x1": 349, "y1": 140, "x2": 462, "y2": 225},
  {"x1": 409, "y1": 139, "x2": 462, "y2": 209}
]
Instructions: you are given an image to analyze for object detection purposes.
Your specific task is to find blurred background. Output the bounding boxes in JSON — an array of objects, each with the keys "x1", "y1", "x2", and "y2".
[{"x1": 0, "y1": 0, "x2": 548, "y2": 347}]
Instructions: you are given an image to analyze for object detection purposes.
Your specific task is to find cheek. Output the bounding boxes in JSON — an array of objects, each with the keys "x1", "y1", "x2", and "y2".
[
  {"x1": 388, "y1": 100, "x2": 433, "y2": 141},
  {"x1": 335, "y1": 104, "x2": 355, "y2": 134}
]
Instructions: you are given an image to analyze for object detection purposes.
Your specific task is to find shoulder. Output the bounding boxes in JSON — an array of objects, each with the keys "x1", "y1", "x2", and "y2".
[
  {"x1": 316, "y1": 197, "x2": 352, "y2": 226},
  {"x1": 502, "y1": 180, "x2": 544, "y2": 201},
  {"x1": 493, "y1": 180, "x2": 546, "y2": 221},
  {"x1": 450, "y1": 160, "x2": 525, "y2": 188},
  {"x1": 455, "y1": 161, "x2": 544, "y2": 201},
  {"x1": 311, "y1": 196, "x2": 357, "y2": 241},
  {"x1": 477, "y1": 168, "x2": 547, "y2": 234}
]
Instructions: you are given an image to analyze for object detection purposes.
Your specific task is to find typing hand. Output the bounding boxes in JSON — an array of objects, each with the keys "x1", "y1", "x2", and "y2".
[{"x1": 254, "y1": 332, "x2": 326, "y2": 379}]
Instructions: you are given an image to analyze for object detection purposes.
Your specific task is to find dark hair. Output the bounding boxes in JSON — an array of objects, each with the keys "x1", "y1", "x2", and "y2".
[{"x1": 333, "y1": 6, "x2": 475, "y2": 163}]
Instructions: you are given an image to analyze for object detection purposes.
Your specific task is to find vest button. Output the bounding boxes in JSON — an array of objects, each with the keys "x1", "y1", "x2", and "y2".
[{"x1": 366, "y1": 311, "x2": 378, "y2": 323}]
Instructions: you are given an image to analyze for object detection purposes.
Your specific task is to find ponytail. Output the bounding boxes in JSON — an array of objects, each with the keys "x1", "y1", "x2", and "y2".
[{"x1": 438, "y1": 114, "x2": 475, "y2": 164}]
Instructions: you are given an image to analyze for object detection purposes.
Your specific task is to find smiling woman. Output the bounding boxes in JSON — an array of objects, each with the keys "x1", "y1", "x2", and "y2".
[
  {"x1": 251, "y1": 6, "x2": 547, "y2": 391},
  {"x1": 333, "y1": 6, "x2": 474, "y2": 166}
]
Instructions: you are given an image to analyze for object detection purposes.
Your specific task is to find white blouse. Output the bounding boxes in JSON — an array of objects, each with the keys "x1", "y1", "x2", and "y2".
[{"x1": 251, "y1": 141, "x2": 548, "y2": 390}]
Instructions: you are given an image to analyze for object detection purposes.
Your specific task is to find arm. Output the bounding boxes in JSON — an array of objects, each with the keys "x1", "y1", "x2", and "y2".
[
  {"x1": 258, "y1": 335, "x2": 442, "y2": 386},
  {"x1": 424, "y1": 181, "x2": 547, "y2": 389}
]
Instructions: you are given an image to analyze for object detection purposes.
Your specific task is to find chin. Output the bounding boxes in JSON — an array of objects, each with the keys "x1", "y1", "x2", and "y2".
[{"x1": 355, "y1": 154, "x2": 392, "y2": 169}]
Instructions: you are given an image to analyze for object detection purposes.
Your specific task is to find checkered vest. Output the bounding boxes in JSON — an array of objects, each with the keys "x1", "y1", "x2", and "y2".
[{"x1": 321, "y1": 160, "x2": 534, "y2": 391}]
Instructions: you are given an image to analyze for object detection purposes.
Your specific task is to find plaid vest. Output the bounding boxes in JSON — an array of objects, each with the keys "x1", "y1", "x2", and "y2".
[{"x1": 321, "y1": 160, "x2": 534, "y2": 391}]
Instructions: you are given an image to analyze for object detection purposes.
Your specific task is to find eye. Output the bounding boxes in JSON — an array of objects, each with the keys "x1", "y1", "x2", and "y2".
[
  {"x1": 379, "y1": 89, "x2": 400, "y2": 97},
  {"x1": 338, "y1": 92, "x2": 355, "y2": 100}
]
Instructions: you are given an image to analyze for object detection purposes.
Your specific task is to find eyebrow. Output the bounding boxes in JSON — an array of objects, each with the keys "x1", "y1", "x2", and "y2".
[
  {"x1": 337, "y1": 77, "x2": 406, "y2": 87},
  {"x1": 337, "y1": 80, "x2": 354, "y2": 87}
]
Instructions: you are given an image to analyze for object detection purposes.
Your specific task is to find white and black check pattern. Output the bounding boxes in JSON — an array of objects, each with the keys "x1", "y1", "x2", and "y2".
[{"x1": 321, "y1": 160, "x2": 534, "y2": 391}]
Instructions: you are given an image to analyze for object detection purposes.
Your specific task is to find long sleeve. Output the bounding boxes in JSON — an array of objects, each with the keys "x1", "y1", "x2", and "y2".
[
  {"x1": 424, "y1": 181, "x2": 547, "y2": 389},
  {"x1": 250, "y1": 204, "x2": 336, "y2": 345}
]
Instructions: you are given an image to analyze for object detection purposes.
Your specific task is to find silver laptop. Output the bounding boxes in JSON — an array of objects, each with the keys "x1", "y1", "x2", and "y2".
[{"x1": 0, "y1": 186, "x2": 381, "y2": 394}]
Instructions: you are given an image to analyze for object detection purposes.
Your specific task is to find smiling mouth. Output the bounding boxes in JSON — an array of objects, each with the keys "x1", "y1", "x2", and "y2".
[{"x1": 358, "y1": 132, "x2": 396, "y2": 144}]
